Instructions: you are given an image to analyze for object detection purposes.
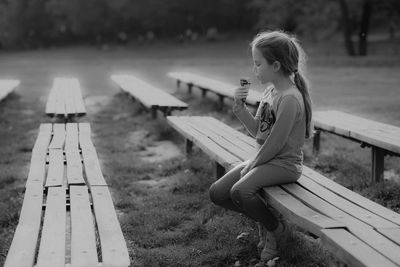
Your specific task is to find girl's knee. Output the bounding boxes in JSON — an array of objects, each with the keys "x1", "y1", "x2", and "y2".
[
  {"x1": 230, "y1": 184, "x2": 244, "y2": 208},
  {"x1": 209, "y1": 182, "x2": 224, "y2": 205}
]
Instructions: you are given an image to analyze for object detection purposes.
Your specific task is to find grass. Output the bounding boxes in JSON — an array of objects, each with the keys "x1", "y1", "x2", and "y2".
[{"x1": 0, "y1": 37, "x2": 399, "y2": 266}]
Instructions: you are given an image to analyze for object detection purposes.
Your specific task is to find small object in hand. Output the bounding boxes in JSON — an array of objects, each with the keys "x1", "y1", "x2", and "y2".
[{"x1": 239, "y1": 78, "x2": 251, "y2": 103}]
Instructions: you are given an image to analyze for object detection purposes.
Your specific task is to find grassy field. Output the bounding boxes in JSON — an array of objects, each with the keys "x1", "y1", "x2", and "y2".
[{"x1": 0, "y1": 37, "x2": 400, "y2": 266}]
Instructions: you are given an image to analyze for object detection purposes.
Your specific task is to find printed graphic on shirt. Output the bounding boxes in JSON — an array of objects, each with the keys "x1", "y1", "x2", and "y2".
[{"x1": 259, "y1": 101, "x2": 276, "y2": 132}]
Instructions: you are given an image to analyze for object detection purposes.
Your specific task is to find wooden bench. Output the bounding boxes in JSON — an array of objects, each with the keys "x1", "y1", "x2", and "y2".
[
  {"x1": 0, "y1": 80, "x2": 20, "y2": 102},
  {"x1": 111, "y1": 74, "x2": 188, "y2": 118},
  {"x1": 167, "y1": 72, "x2": 263, "y2": 108},
  {"x1": 167, "y1": 115, "x2": 400, "y2": 267},
  {"x1": 4, "y1": 123, "x2": 130, "y2": 267},
  {"x1": 313, "y1": 110, "x2": 400, "y2": 183},
  {"x1": 45, "y1": 78, "x2": 86, "y2": 119}
]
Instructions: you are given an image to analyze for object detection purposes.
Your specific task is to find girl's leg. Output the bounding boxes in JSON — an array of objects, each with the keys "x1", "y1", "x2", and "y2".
[
  {"x1": 209, "y1": 160, "x2": 249, "y2": 213},
  {"x1": 230, "y1": 163, "x2": 300, "y2": 231}
]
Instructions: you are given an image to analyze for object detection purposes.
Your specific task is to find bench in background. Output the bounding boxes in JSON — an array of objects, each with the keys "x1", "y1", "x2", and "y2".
[
  {"x1": 168, "y1": 72, "x2": 263, "y2": 109},
  {"x1": 111, "y1": 74, "x2": 188, "y2": 118},
  {"x1": 45, "y1": 78, "x2": 86, "y2": 119},
  {"x1": 4, "y1": 122, "x2": 130, "y2": 267},
  {"x1": 313, "y1": 110, "x2": 400, "y2": 183},
  {"x1": 0, "y1": 80, "x2": 20, "y2": 102},
  {"x1": 167, "y1": 115, "x2": 400, "y2": 267}
]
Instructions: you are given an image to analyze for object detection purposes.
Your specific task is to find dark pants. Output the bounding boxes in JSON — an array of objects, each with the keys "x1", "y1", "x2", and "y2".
[{"x1": 209, "y1": 160, "x2": 300, "y2": 231}]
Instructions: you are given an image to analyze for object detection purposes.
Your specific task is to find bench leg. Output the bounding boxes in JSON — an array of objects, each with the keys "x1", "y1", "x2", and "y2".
[
  {"x1": 215, "y1": 162, "x2": 225, "y2": 179},
  {"x1": 371, "y1": 147, "x2": 385, "y2": 183},
  {"x1": 200, "y1": 88, "x2": 207, "y2": 98},
  {"x1": 188, "y1": 83, "x2": 193, "y2": 94},
  {"x1": 177, "y1": 80, "x2": 181, "y2": 89},
  {"x1": 186, "y1": 139, "x2": 193, "y2": 155},
  {"x1": 218, "y1": 94, "x2": 224, "y2": 110},
  {"x1": 151, "y1": 107, "x2": 157, "y2": 119},
  {"x1": 313, "y1": 130, "x2": 321, "y2": 156}
]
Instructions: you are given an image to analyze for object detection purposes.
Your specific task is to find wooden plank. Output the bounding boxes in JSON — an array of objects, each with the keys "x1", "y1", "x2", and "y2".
[
  {"x1": 32, "y1": 124, "x2": 53, "y2": 157},
  {"x1": 91, "y1": 187, "x2": 130, "y2": 267},
  {"x1": 65, "y1": 123, "x2": 79, "y2": 151},
  {"x1": 71, "y1": 79, "x2": 86, "y2": 115},
  {"x1": 302, "y1": 166, "x2": 400, "y2": 226},
  {"x1": 26, "y1": 154, "x2": 47, "y2": 187},
  {"x1": 66, "y1": 150, "x2": 85, "y2": 185},
  {"x1": 313, "y1": 110, "x2": 400, "y2": 155},
  {"x1": 4, "y1": 185, "x2": 43, "y2": 267},
  {"x1": 321, "y1": 228, "x2": 397, "y2": 267},
  {"x1": 205, "y1": 117, "x2": 256, "y2": 148},
  {"x1": 111, "y1": 74, "x2": 188, "y2": 109},
  {"x1": 46, "y1": 81, "x2": 59, "y2": 116},
  {"x1": 81, "y1": 148, "x2": 107, "y2": 186},
  {"x1": 167, "y1": 116, "x2": 242, "y2": 169},
  {"x1": 65, "y1": 86, "x2": 76, "y2": 115},
  {"x1": 350, "y1": 228, "x2": 400, "y2": 265},
  {"x1": 377, "y1": 228, "x2": 400, "y2": 246},
  {"x1": 167, "y1": 72, "x2": 263, "y2": 106},
  {"x1": 70, "y1": 186, "x2": 98, "y2": 267},
  {"x1": 49, "y1": 123, "x2": 66, "y2": 150},
  {"x1": 54, "y1": 82, "x2": 66, "y2": 117},
  {"x1": 297, "y1": 176, "x2": 398, "y2": 229},
  {"x1": 79, "y1": 123, "x2": 95, "y2": 150},
  {"x1": 45, "y1": 149, "x2": 64, "y2": 187},
  {"x1": 185, "y1": 117, "x2": 254, "y2": 159},
  {"x1": 262, "y1": 186, "x2": 344, "y2": 236},
  {"x1": 191, "y1": 116, "x2": 255, "y2": 157},
  {"x1": 36, "y1": 187, "x2": 66, "y2": 267},
  {"x1": 0, "y1": 79, "x2": 19, "y2": 101},
  {"x1": 283, "y1": 182, "x2": 372, "y2": 230}
]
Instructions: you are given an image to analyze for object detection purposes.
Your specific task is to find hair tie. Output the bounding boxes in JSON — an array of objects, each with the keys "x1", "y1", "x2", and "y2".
[{"x1": 293, "y1": 69, "x2": 298, "y2": 74}]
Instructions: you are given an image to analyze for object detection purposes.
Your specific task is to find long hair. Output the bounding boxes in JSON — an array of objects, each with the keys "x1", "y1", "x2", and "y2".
[{"x1": 251, "y1": 30, "x2": 313, "y2": 139}]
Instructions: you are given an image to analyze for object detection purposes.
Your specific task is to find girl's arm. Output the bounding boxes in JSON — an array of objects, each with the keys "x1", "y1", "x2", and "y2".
[
  {"x1": 248, "y1": 96, "x2": 300, "y2": 169},
  {"x1": 233, "y1": 103, "x2": 259, "y2": 137}
]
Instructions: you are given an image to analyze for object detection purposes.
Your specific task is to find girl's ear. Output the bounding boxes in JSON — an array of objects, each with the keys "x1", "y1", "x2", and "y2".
[{"x1": 272, "y1": 61, "x2": 281, "y2": 72}]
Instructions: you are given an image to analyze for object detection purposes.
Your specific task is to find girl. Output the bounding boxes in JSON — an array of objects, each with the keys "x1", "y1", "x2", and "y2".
[{"x1": 209, "y1": 30, "x2": 313, "y2": 262}]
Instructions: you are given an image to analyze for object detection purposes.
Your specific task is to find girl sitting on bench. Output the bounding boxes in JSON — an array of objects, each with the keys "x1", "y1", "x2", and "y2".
[{"x1": 209, "y1": 30, "x2": 313, "y2": 263}]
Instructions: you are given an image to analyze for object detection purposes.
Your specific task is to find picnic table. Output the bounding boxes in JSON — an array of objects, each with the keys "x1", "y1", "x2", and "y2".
[
  {"x1": 45, "y1": 78, "x2": 86, "y2": 119},
  {"x1": 167, "y1": 115, "x2": 400, "y2": 267},
  {"x1": 167, "y1": 72, "x2": 263, "y2": 108},
  {"x1": 313, "y1": 110, "x2": 400, "y2": 183},
  {"x1": 4, "y1": 123, "x2": 130, "y2": 267},
  {"x1": 0, "y1": 79, "x2": 20, "y2": 102},
  {"x1": 111, "y1": 74, "x2": 188, "y2": 118}
]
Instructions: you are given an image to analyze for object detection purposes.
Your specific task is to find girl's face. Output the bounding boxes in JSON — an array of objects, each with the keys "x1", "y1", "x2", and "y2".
[{"x1": 252, "y1": 47, "x2": 276, "y2": 85}]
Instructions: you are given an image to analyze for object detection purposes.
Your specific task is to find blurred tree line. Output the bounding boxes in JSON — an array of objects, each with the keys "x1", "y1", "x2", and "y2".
[{"x1": 0, "y1": 0, "x2": 399, "y2": 55}]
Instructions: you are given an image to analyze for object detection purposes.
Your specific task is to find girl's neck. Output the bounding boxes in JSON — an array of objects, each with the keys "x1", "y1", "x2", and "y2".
[{"x1": 272, "y1": 76, "x2": 295, "y2": 92}]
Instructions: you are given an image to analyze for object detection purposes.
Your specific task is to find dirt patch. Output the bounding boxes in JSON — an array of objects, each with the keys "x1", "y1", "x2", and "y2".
[
  {"x1": 137, "y1": 140, "x2": 182, "y2": 163},
  {"x1": 85, "y1": 95, "x2": 113, "y2": 114}
]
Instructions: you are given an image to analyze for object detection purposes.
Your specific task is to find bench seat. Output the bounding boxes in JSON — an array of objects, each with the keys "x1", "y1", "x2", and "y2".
[
  {"x1": 111, "y1": 74, "x2": 188, "y2": 118},
  {"x1": 313, "y1": 110, "x2": 400, "y2": 182},
  {"x1": 168, "y1": 72, "x2": 263, "y2": 107},
  {"x1": 45, "y1": 78, "x2": 86, "y2": 119},
  {"x1": 0, "y1": 79, "x2": 20, "y2": 102},
  {"x1": 167, "y1": 115, "x2": 400, "y2": 267},
  {"x1": 4, "y1": 123, "x2": 130, "y2": 267}
]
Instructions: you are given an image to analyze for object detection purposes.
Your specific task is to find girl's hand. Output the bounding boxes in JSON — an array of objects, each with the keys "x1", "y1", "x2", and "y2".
[{"x1": 234, "y1": 87, "x2": 249, "y2": 105}]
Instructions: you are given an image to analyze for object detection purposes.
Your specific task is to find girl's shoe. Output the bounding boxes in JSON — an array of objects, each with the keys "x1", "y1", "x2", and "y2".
[{"x1": 260, "y1": 230, "x2": 278, "y2": 262}]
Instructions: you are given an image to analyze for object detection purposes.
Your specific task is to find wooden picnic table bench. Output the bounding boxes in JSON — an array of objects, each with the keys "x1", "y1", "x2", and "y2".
[
  {"x1": 0, "y1": 79, "x2": 20, "y2": 102},
  {"x1": 45, "y1": 78, "x2": 86, "y2": 119},
  {"x1": 167, "y1": 115, "x2": 400, "y2": 267},
  {"x1": 313, "y1": 110, "x2": 400, "y2": 183},
  {"x1": 167, "y1": 72, "x2": 263, "y2": 108},
  {"x1": 111, "y1": 74, "x2": 188, "y2": 118},
  {"x1": 4, "y1": 122, "x2": 130, "y2": 267}
]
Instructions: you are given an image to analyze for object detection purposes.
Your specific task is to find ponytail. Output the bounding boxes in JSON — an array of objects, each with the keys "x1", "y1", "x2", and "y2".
[{"x1": 294, "y1": 72, "x2": 313, "y2": 139}]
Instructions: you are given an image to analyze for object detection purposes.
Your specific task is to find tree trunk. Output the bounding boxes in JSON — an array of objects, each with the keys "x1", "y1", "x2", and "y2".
[
  {"x1": 338, "y1": 0, "x2": 356, "y2": 56},
  {"x1": 359, "y1": 0, "x2": 372, "y2": 56}
]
